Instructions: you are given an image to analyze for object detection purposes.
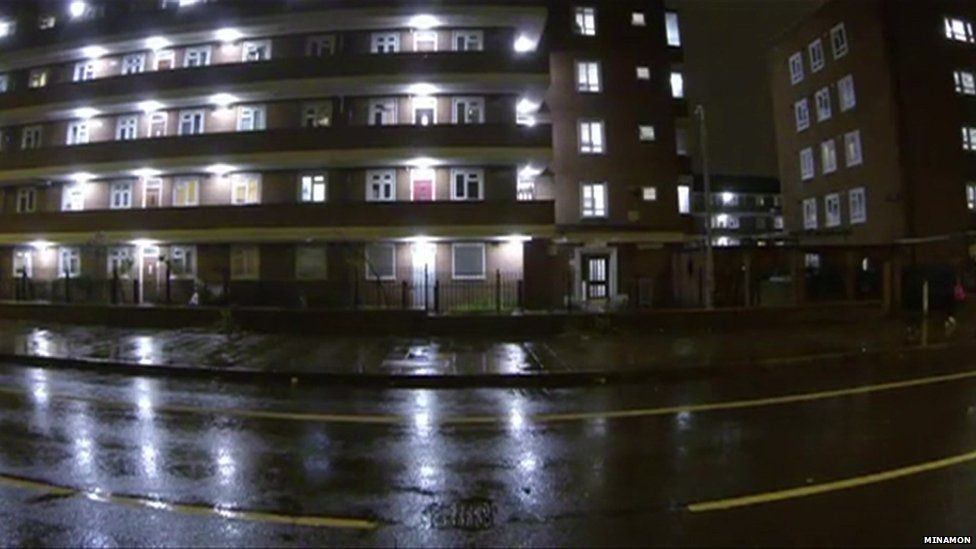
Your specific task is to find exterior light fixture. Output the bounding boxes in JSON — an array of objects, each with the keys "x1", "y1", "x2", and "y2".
[
  {"x1": 215, "y1": 28, "x2": 243, "y2": 43},
  {"x1": 68, "y1": 1, "x2": 87, "y2": 19},
  {"x1": 209, "y1": 93, "x2": 238, "y2": 108},
  {"x1": 513, "y1": 35, "x2": 535, "y2": 53},
  {"x1": 68, "y1": 172, "x2": 94, "y2": 183},
  {"x1": 132, "y1": 167, "x2": 161, "y2": 178},
  {"x1": 721, "y1": 192, "x2": 735, "y2": 204},
  {"x1": 30, "y1": 240, "x2": 54, "y2": 251},
  {"x1": 406, "y1": 83, "x2": 438, "y2": 96},
  {"x1": 73, "y1": 107, "x2": 100, "y2": 119},
  {"x1": 81, "y1": 45, "x2": 107, "y2": 59},
  {"x1": 145, "y1": 36, "x2": 171, "y2": 51},
  {"x1": 408, "y1": 14, "x2": 439, "y2": 30},
  {"x1": 130, "y1": 238, "x2": 158, "y2": 248},
  {"x1": 504, "y1": 234, "x2": 532, "y2": 244},
  {"x1": 408, "y1": 157, "x2": 437, "y2": 169},
  {"x1": 0, "y1": 20, "x2": 13, "y2": 38},
  {"x1": 137, "y1": 100, "x2": 164, "y2": 113},
  {"x1": 205, "y1": 163, "x2": 235, "y2": 176},
  {"x1": 516, "y1": 98, "x2": 538, "y2": 114}
]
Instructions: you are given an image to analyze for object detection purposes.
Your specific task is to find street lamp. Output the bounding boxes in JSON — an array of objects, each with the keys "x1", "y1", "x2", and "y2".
[{"x1": 694, "y1": 104, "x2": 715, "y2": 310}]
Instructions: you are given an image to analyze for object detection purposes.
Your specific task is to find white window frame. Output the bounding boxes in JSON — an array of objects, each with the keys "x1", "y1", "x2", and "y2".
[
  {"x1": 58, "y1": 247, "x2": 81, "y2": 277},
  {"x1": 451, "y1": 97, "x2": 484, "y2": 124},
  {"x1": 963, "y1": 127, "x2": 976, "y2": 151},
  {"x1": 789, "y1": 52, "x2": 804, "y2": 85},
  {"x1": 794, "y1": 98, "x2": 810, "y2": 132},
  {"x1": 182, "y1": 45, "x2": 212, "y2": 67},
  {"x1": 844, "y1": 130, "x2": 863, "y2": 167},
  {"x1": 295, "y1": 246, "x2": 328, "y2": 280},
  {"x1": 66, "y1": 120, "x2": 89, "y2": 145},
  {"x1": 452, "y1": 30, "x2": 483, "y2": 51},
  {"x1": 115, "y1": 115, "x2": 138, "y2": 140},
  {"x1": 665, "y1": 12, "x2": 681, "y2": 47},
  {"x1": 300, "y1": 173, "x2": 328, "y2": 203},
  {"x1": 642, "y1": 186, "x2": 657, "y2": 201},
  {"x1": 413, "y1": 30, "x2": 438, "y2": 52},
  {"x1": 452, "y1": 243, "x2": 487, "y2": 280},
  {"x1": 580, "y1": 181, "x2": 608, "y2": 218},
  {"x1": 945, "y1": 17, "x2": 976, "y2": 43},
  {"x1": 574, "y1": 6, "x2": 597, "y2": 36},
  {"x1": 306, "y1": 35, "x2": 335, "y2": 57},
  {"x1": 368, "y1": 98, "x2": 398, "y2": 126},
  {"x1": 178, "y1": 109, "x2": 205, "y2": 135},
  {"x1": 366, "y1": 169, "x2": 396, "y2": 202},
  {"x1": 230, "y1": 173, "x2": 261, "y2": 205},
  {"x1": 107, "y1": 247, "x2": 134, "y2": 277},
  {"x1": 821, "y1": 139, "x2": 837, "y2": 174},
  {"x1": 830, "y1": 23, "x2": 848, "y2": 59},
  {"x1": 824, "y1": 193, "x2": 841, "y2": 228},
  {"x1": 364, "y1": 243, "x2": 396, "y2": 280},
  {"x1": 678, "y1": 184, "x2": 691, "y2": 214},
  {"x1": 371, "y1": 32, "x2": 400, "y2": 54},
  {"x1": 13, "y1": 249, "x2": 33, "y2": 278},
  {"x1": 62, "y1": 183, "x2": 85, "y2": 211},
  {"x1": 576, "y1": 60, "x2": 602, "y2": 93},
  {"x1": 142, "y1": 177, "x2": 162, "y2": 207},
  {"x1": 955, "y1": 70, "x2": 976, "y2": 95},
  {"x1": 121, "y1": 53, "x2": 146, "y2": 75},
  {"x1": 28, "y1": 69, "x2": 48, "y2": 89},
  {"x1": 815, "y1": 87, "x2": 831, "y2": 122},
  {"x1": 838, "y1": 74, "x2": 856, "y2": 111},
  {"x1": 148, "y1": 112, "x2": 167, "y2": 137},
  {"x1": 966, "y1": 182, "x2": 976, "y2": 211},
  {"x1": 172, "y1": 177, "x2": 200, "y2": 207},
  {"x1": 639, "y1": 125, "x2": 656, "y2": 142},
  {"x1": 236, "y1": 104, "x2": 266, "y2": 131},
  {"x1": 670, "y1": 71, "x2": 684, "y2": 98},
  {"x1": 110, "y1": 180, "x2": 134, "y2": 209},
  {"x1": 230, "y1": 245, "x2": 260, "y2": 281},
  {"x1": 450, "y1": 168, "x2": 484, "y2": 201},
  {"x1": 800, "y1": 147, "x2": 815, "y2": 180},
  {"x1": 302, "y1": 101, "x2": 332, "y2": 128},
  {"x1": 21, "y1": 125, "x2": 42, "y2": 150},
  {"x1": 170, "y1": 245, "x2": 197, "y2": 278},
  {"x1": 16, "y1": 188, "x2": 36, "y2": 213},
  {"x1": 578, "y1": 119, "x2": 605, "y2": 154},
  {"x1": 803, "y1": 197, "x2": 818, "y2": 229},
  {"x1": 808, "y1": 39, "x2": 824, "y2": 72},
  {"x1": 636, "y1": 66, "x2": 650, "y2": 80},
  {"x1": 153, "y1": 49, "x2": 175, "y2": 70},
  {"x1": 849, "y1": 187, "x2": 866, "y2": 224},
  {"x1": 73, "y1": 60, "x2": 95, "y2": 82},
  {"x1": 241, "y1": 39, "x2": 272, "y2": 62}
]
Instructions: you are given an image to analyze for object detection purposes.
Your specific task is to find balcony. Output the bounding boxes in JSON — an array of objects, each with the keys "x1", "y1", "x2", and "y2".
[
  {"x1": 0, "y1": 200, "x2": 555, "y2": 242},
  {"x1": 0, "y1": 124, "x2": 553, "y2": 180}
]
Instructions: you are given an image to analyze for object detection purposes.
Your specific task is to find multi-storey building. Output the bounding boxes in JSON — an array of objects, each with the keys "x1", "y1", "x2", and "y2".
[
  {"x1": 689, "y1": 174, "x2": 784, "y2": 248},
  {"x1": 0, "y1": 0, "x2": 688, "y2": 310},
  {"x1": 770, "y1": 0, "x2": 976, "y2": 301}
]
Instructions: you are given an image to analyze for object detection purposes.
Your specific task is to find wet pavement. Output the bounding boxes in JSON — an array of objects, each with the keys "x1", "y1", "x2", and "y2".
[{"x1": 1, "y1": 355, "x2": 976, "y2": 546}]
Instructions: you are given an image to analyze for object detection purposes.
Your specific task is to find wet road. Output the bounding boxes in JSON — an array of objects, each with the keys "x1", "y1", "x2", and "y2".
[{"x1": 1, "y1": 357, "x2": 975, "y2": 546}]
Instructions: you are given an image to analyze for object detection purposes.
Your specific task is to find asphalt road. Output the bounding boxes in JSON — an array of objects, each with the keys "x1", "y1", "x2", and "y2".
[{"x1": 0, "y1": 356, "x2": 975, "y2": 547}]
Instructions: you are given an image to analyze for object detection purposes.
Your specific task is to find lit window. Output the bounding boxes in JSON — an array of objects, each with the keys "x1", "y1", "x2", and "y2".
[
  {"x1": 73, "y1": 61, "x2": 95, "y2": 82},
  {"x1": 451, "y1": 168, "x2": 484, "y2": 201},
  {"x1": 712, "y1": 214, "x2": 739, "y2": 229},
  {"x1": 0, "y1": 74, "x2": 7, "y2": 93},
  {"x1": 775, "y1": 216, "x2": 784, "y2": 229},
  {"x1": 148, "y1": 112, "x2": 167, "y2": 137},
  {"x1": 21, "y1": 126, "x2": 42, "y2": 150},
  {"x1": 452, "y1": 97, "x2": 484, "y2": 124},
  {"x1": 808, "y1": 39, "x2": 824, "y2": 72},
  {"x1": 178, "y1": 109, "x2": 205, "y2": 135},
  {"x1": 954, "y1": 70, "x2": 976, "y2": 95},
  {"x1": 670, "y1": 71, "x2": 684, "y2": 98},
  {"x1": 642, "y1": 187, "x2": 657, "y2": 201},
  {"x1": 576, "y1": 60, "x2": 601, "y2": 93},
  {"x1": 794, "y1": 98, "x2": 810, "y2": 131},
  {"x1": 230, "y1": 246, "x2": 260, "y2": 280},
  {"x1": 236, "y1": 104, "x2": 266, "y2": 131},
  {"x1": 963, "y1": 126, "x2": 976, "y2": 151},
  {"x1": 110, "y1": 181, "x2": 133, "y2": 209},
  {"x1": 0, "y1": 20, "x2": 12, "y2": 38},
  {"x1": 632, "y1": 12, "x2": 646, "y2": 26},
  {"x1": 453, "y1": 30, "x2": 483, "y2": 51},
  {"x1": 173, "y1": 177, "x2": 199, "y2": 206},
  {"x1": 639, "y1": 125, "x2": 656, "y2": 142},
  {"x1": 665, "y1": 11, "x2": 681, "y2": 46},
  {"x1": 578, "y1": 120, "x2": 605, "y2": 154},
  {"x1": 154, "y1": 49, "x2": 175, "y2": 70},
  {"x1": 800, "y1": 147, "x2": 815, "y2": 180},
  {"x1": 677, "y1": 184, "x2": 690, "y2": 214},
  {"x1": 230, "y1": 173, "x2": 261, "y2": 205},
  {"x1": 28, "y1": 69, "x2": 48, "y2": 88},
  {"x1": 371, "y1": 32, "x2": 400, "y2": 53},
  {"x1": 62, "y1": 183, "x2": 85, "y2": 211},
  {"x1": 296, "y1": 246, "x2": 328, "y2": 280},
  {"x1": 803, "y1": 197, "x2": 818, "y2": 229},
  {"x1": 366, "y1": 169, "x2": 396, "y2": 201},
  {"x1": 414, "y1": 30, "x2": 438, "y2": 52},
  {"x1": 107, "y1": 247, "x2": 134, "y2": 277},
  {"x1": 718, "y1": 192, "x2": 739, "y2": 206},
  {"x1": 182, "y1": 45, "x2": 212, "y2": 67},
  {"x1": 58, "y1": 247, "x2": 81, "y2": 277},
  {"x1": 242, "y1": 39, "x2": 271, "y2": 62},
  {"x1": 788, "y1": 52, "x2": 804, "y2": 85},
  {"x1": 825, "y1": 193, "x2": 841, "y2": 227},
  {"x1": 300, "y1": 173, "x2": 328, "y2": 203},
  {"x1": 945, "y1": 17, "x2": 975, "y2": 43},
  {"x1": 849, "y1": 187, "x2": 866, "y2": 224},
  {"x1": 966, "y1": 182, "x2": 976, "y2": 211},
  {"x1": 821, "y1": 139, "x2": 837, "y2": 173},
  {"x1": 580, "y1": 182, "x2": 607, "y2": 218},
  {"x1": 121, "y1": 53, "x2": 146, "y2": 75},
  {"x1": 17, "y1": 188, "x2": 36, "y2": 213},
  {"x1": 116, "y1": 115, "x2": 138, "y2": 140},
  {"x1": 636, "y1": 66, "x2": 650, "y2": 80},
  {"x1": 844, "y1": 130, "x2": 863, "y2": 166},
  {"x1": 453, "y1": 243, "x2": 486, "y2": 280},
  {"x1": 838, "y1": 75, "x2": 856, "y2": 111},
  {"x1": 68, "y1": 1, "x2": 89, "y2": 19},
  {"x1": 364, "y1": 243, "x2": 396, "y2": 280},
  {"x1": 368, "y1": 98, "x2": 397, "y2": 126},
  {"x1": 412, "y1": 96, "x2": 436, "y2": 125},
  {"x1": 170, "y1": 246, "x2": 196, "y2": 278},
  {"x1": 306, "y1": 35, "x2": 335, "y2": 57},
  {"x1": 66, "y1": 120, "x2": 90, "y2": 145},
  {"x1": 142, "y1": 177, "x2": 162, "y2": 207},
  {"x1": 302, "y1": 102, "x2": 332, "y2": 128},
  {"x1": 574, "y1": 6, "x2": 597, "y2": 36},
  {"x1": 830, "y1": 23, "x2": 848, "y2": 58},
  {"x1": 38, "y1": 14, "x2": 56, "y2": 30},
  {"x1": 517, "y1": 169, "x2": 536, "y2": 201},
  {"x1": 805, "y1": 253, "x2": 821, "y2": 269},
  {"x1": 815, "y1": 87, "x2": 831, "y2": 122}
]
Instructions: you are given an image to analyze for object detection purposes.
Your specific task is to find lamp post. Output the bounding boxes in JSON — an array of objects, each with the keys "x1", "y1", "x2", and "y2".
[{"x1": 694, "y1": 104, "x2": 715, "y2": 310}]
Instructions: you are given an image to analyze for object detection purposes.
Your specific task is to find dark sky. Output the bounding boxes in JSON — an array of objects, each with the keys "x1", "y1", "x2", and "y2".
[{"x1": 673, "y1": 0, "x2": 825, "y2": 177}]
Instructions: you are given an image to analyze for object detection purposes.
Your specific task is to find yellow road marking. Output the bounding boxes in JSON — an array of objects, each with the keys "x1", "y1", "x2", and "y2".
[
  {"x1": 688, "y1": 448, "x2": 976, "y2": 512},
  {"x1": 2, "y1": 367, "x2": 976, "y2": 426},
  {"x1": 0, "y1": 473, "x2": 377, "y2": 530}
]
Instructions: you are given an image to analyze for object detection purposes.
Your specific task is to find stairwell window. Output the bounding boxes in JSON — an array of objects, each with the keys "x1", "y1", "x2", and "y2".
[
  {"x1": 231, "y1": 173, "x2": 261, "y2": 205},
  {"x1": 300, "y1": 173, "x2": 328, "y2": 203},
  {"x1": 21, "y1": 125, "x2": 42, "y2": 150},
  {"x1": 578, "y1": 120, "x2": 605, "y2": 154},
  {"x1": 452, "y1": 243, "x2": 486, "y2": 280},
  {"x1": 821, "y1": 139, "x2": 837, "y2": 173},
  {"x1": 803, "y1": 197, "x2": 818, "y2": 229},
  {"x1": 808, "y1": 38, "x2": 824, "y2": 72},
  {"x1": 954, "y1": 70, "x2": 976, "y2": 95},
  {"x1": 58, "y1": 247, "x2": 81, "y2": 277},
  {"x1": 116, "y1": 115, "x2": 138, "y2": 140},
  {"x1": 838, "y1": 75, "x2": 856, "y2": 111},
  {"x1": 849, "y1": 187, "x2": 866, "y2": 224},
  {"x1": 963, "y1": 127, "x2": 976, "y2": 151},
  {"x1": 453, "y1": 30, "x2": 482, "y2": 51},
  {"x1": 237, "y1": 104, "x2": 266, "y2": 131},
  {"x1": 576, "y1": 60, "x2": 601, "y2": 93},
  {"x1": 825, "y1": 193, "x2": 841, "y2": 227},
  {"x1": 242, "y1": 39, "x2": 271, "y2": 62},
  {"x1": 183, "y1": 45, "x2": 211, "y2": 67},
  {"x1": 178, "y1": 109, "x2": 205, "y2": 135},
  {"x1": 230, "y1": 246, "x2": 260, "y2": 280},
  {"x1": 574, "y1": 7, "x2": 597, "y2": 36},
  {"x1": 371, "y1": 32, "x2": 400, "y2": 54},
  {"x1": 800, "y1": 147, "x2": 815, "y2": 180},
  {"x1": 844, "y1": 130, "x2": 863, "y2": 166},
  {"x1": 830, "y1": 23, "x2": 848, "y2": 58},
  {"x1": 789, "y1": 52, "x2": 804, "y2": 85},
  {"x1": 306, "y1": 35, "x2": 335, "y2": 57},
  {"x1": 451, "y1": 169, "x2": 484, "y2": 201},
  {"x1": 17, "y1": 188, "x2": 36, "y2": 213},
  {"x1": 73, "y1": 60, "x2": 95, "y2": 82},
  {"x1": 945, "y1": 17, "x2": 975, "y2": 43},
  {"x1": 580, "y1": 182, "x2": 607, "y2": 218},
  {"x1": 66, "y1": 120, "x2": 89, "y2": 145},
  {"x1": 794, "y1": 98, "x2": 810, "y2": 131},
  {"x1": 815, "y1": 87, "x2": 831, "y2": 122},
  {"x1": 110, "y1": 181, "x2": 133, "y2": 209},
  {"x1": 121, "y1": 53, "x2": 146, "y2": 75}
]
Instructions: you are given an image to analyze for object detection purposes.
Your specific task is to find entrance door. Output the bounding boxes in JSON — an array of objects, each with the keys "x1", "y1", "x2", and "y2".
[
  {"x1": 140, "y1": 246, "x2": 161, "y2": 303},
  {"x1": 411, "y1": 242, "x2": 436, "y2": 309},
  {"x1": 413, "y1": 96, "x2": 436, "y2": 126},
  {"x1": 411, "y1": 169, "x2": 435, "y2": 201},
  {"x1": 582, "y1": 254, "x2": 610, "y2": 301},
  {"x1": 143, "y1": 178, "x2": 162, "y2": 208}
]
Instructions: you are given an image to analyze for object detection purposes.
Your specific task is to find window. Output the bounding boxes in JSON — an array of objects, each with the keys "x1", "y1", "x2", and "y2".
[
  {"x1": 366, "y1": 170, "x2": 395, "y2": 201},
  {"x1": 371, "y1": 32, "x2": 400, "y2": 54},
  {"x1": 838, "y1": 75, "x2": 856, "y2": 111},
  {"x1": 954, "y1": 70, "x2": 976, "y2": 95},
  {"x1": 13, "y1": 249, "x2": 33, "y2": 278},
  {"x1": 642, "y1": 186, "x2": 657, "y2": 201},
  {"x1": 576, "y1": 60, "x2": 601, "y2": 93},
  {"x1": 636, "y1": 66, "x2": 650, "y2": 80},
  {"x1": 639, "y1": 125, "x2": 656, "y2": 142},
  {"x1": 676, "y1": 127, "x2": 689, "y2": 155},
  {"x1": 452, "y1": 243, "x2": 486, "y2": 280},
  {"x1": 825, "y1": 193, "x2": 841, "y2": 227},
  {"x1": 149, "y1": 112, "x2": 167, "y2": 137},
  {"x1": 66, "y1": 120, "x2": 89, "y2": 145},
  {"x1": 296, "y1": 246, "x2": 328, "y2": 280},
  {"x1": 678, "y1": 184, "x2": 691, "y2": 214},
  {"x1": 517, "y1": 170, "x2": 536, "y2": 201},
  {"x1": 945, "y1": 17, "x2": 975, "y2": 43},
  {"x1": 963, "y1": 127, "x2": 976, "y2": 151},
  {"x1": 58, "y1": 248, "x2": 81, "y2": 277},
  {"x1": 717, "y1": 192, "x2": 739, "y2": 207},
  {"x1": 663, "y1": 11, "x2": 681, "y2": 46},
  {"x1": 581, "y1": 182, "x2": 607, "y2": 218},
  {"x1": 242, "y1": 39, "x2": 271, "y2": 62},
  {"x1": 364, "y1": 243, "x2": 395, "y2": 280},
  {"x1": 815, "y1": 87, "x2": 832, "y2": 122},
  {"x1": 670, "y1": 72, "x2": 684, "y2": 98},
  {"x1": 154, "y1": 49, "x2": 175, "y2": 70},
  {"x1": 73, "y1": 61, "x2": 95, "y2": 82},
  {"x1": 451, "y1": 169, "x2": 483, "y2": 201},
  {"x1": 821, "y1": 139, "x2": 837, "y2": 173},
  {"x1": 121, "y1": 53, "x2": 146, "y2": 75},
  {"x1": 62, "y1": 183, "x2": 84, "y2": 211},
  {"x1": 231, "y1": 173, "x2": 261, "y2": 205},
  {"x1": 300, "y1": 173, "x2": 327, "y2": 203},
  {"x1": 808, "y1": 39, "x2": 825, "y2": 72},
  {"x1": 116, "y1": 115, "x2": 138, "y2": 140},
  {"x1": 803, "y1": 197, "x2": 818, "y2": 229},
  {"x1": 712, "y1": 214, "x2": 739, "y2": 229},
  {"x1": 805, "y1": 253, "x2": 821, "y2": 270},
  {"x1": 849, "y1": 187, "x2": 866, "y2": 224},
  {"x1": 578, "y1": 120, "x2": 605, "y2": 154},
  {"x1": 632, "y1": 12, "x2": 646, "y2": 26},
  {"x1": 178, "y1": 109, "x2": 205, "y2": 135},
  {"x1": 453, "y1": 30, "x2": 483, "y2": 51},
  {"x1": 110, "y1": 181, "x2": 133, "y2": 209},
  {"x1": 306, "y1": 35, "x2": 335, "y2": 57},
  {"x1": 16, "y1": 188, "x2": 36, "y2": 213},
  {"x1": 844, "y1": 130, "x2": 863, "y2": 166},
  {"x1": 170, "y1": 246, "x2": 196, "y2": 278},
  {"x1": 967, "y1": 182, "x2": 976, "y2": 211},
  {"x1": 28, "y1": 69, "x2": 48, "y2": 88},
  {"x1": 107, "y1": 247, "x2": 134, "y2": 277},
  {"x1": 0, "y1": 74, "x2": 7, "y2": 93},
  {"x1": 452, "y1": 97, "x2": 484, "y2": 124},
  {"x1": 414, "y1": 30, "x2": 437, "y2": 52},
  {"x1": 775, "y1": 216, "x2": 784, "y2": 229},
  {"x1": 21, "y1": 125, "x2": 42, "y2": 150},
  {"x1": 830, "y1": 23, "x2": 848, "y2": 58},
  {"x1": 800, "y1": 147, "x2": 815, "y2": 180},
  {"x1": 368, "y1": 98, "x2": 397, "y2": 126},
  {"x1": 237, "y1": 104, "x2": 266, "y2": 131},
  {"x1": 230, "y1": 246, "x2": 260, "y2": 280},
  {"x1": 173, "y1": 177, "x2": 199, "y2": 206},
  {"x1": 142, "y1": 177, "x2": 162, "y2": 207},
  {"x1": 38, "y1": 15, "x2": 56, "y2": 29},
  {"x1": 574, "y1": 7, "x2": 597, "y2": 36},
  {"x1": 412, "y1": 95, "x2": 436, "y2": 125},
  {"x1": 183, "y1": 46, "x2": 212, "y2": 67},
  {"x1": 789, "y1": 52, "x2": 804, "y2": 85},
  {"x1": 302, "y1": 102, "x2": 332, "y2": 128},
  {"x1": 794, "y1": 98, "x2": 810, "y2": 131}
]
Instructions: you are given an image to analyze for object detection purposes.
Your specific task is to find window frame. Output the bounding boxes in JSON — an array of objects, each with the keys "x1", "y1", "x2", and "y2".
[
  {"x1": 670, "y1": 71, "x2": 684, "y2": 98},
  {"x1": 66, "y1": 120, "x2": 90, "y2": 145},
  {"x1": 800, "y1": 147, "x2": 815, "y2": 180},
  {"x1": 955, "y1": 70, "x2": 976, "y2": 95},
  {"x1": 178, "y1": 109, "x2": 206, "y2": 135},
  {"x1": 366, "y1": 169, "x2": 396, "y2": 202},
  {"x1": 107, "y1": 246, "x2": 135, "y2": 278},
  {"x1": 830, "y1": 23, "x2": 848, "y2": 59},
  {"x1": 302, "y1": 101, "x2": 333, "y2": 128},
  {"x1": 814, "y1": 87, "x2": 832, "y2": 122},
  {"x1": 73, "y1": 60, "x2": 95, "y2": 82},
  {"x1": 13, "y1": 249, "x2": 33, "y2": 278},
  {"x1": 364, "y1": 243, "x2": 396, "y2": 280},
  {"x1": 153, "y1": 49, "x2": 175, "y2": 70},
  {"x1": 182, "y1": 45, "x2": 212, "y2": 68},
  {"x1": 794, "y1": 98, "x2": 810, "y2": 132},
  {"x1": 61, "y1": 182, "x2": 85, "y2": 211},
  {"x1": 844, "y1": 130, "x2": 863, "y2": 167},
  {"x1": 148, "y1": 112, "x2": 167, "y2": 137},
  {"x1": 575, "y1": 60, "x2": 602, "y2": 93},
  {"x1": 580, "y1": 181, "x2": 608, "y2": 218},
  {"x1": 236, "y1": 104, "x2": 266, "y2": 131},
  {"x1": 578, "y1": 119, "x2": 606, "y2": 154},
  {"x1": 788, "y1": 52, "x2": 804, "y2": 85},
  {"x1": 306, "y1": 35, "x2": 335, "y2": 57},
  {"x1": 300, "y1": 172, "x2": 328, "y2": 203},
  {"x1": 450, "y1": 168, "x2": 484, "y2": 201},
  {"x1": 121, "y1": 53, "x2": 146, "y2": 75},
  {"x1": 21, "y1": 125, "x2": 42, "y2": 150},
  {"x1": 115, "y1": 114, "x2": 139, "y2": 140},
  {"x1": 639, "y1": 125, "x2": 656, "y2": 142},
  {"x1": 452, "y1": 242, "x2": 487, "y2": 281},
  {"x1": 838, "y1": 74, "x2": 856, "y2": 111},
  {"x1": 451, "y1": 96, "x2": 485, "y2": 124},
  {"x1": 241, "y1": 39, "x2": 272, "y2": 62},
  {"x1": 368, "y1": 97, "x2": 398, "y2": 126},
  {"x1": 295, "y1": 245, "x2": 328, "y2": 280},
  {"x1": 413, "y1": 30, "x2": 438, "y2": 52},
  {"x1": 58, "y1": 247, "x2": 81, "y2": 277},
  {"x1": 452, "y1": 30, "x2": 483, "y2": 51},
  {"x1": 821, "y1": 139, "x2": 838, "y2": 174},
  {"x1": 172, "y1": 177, "x2": 200, "y2": 207},
  {"x1": 110, "y1": 180, "x2": 134, "y2": 209},
  {"x1": 824, "y1": 193, "x2": 841, "y2": 228},
  {"x1": 169, "y1": 245, "x2": 197, "y2": 279},
  {"x1": 230, "y1": 245, "x2": 260, "y2": 280},
  {"x1": 808, "y1": 38, "x2": 825, "y2": 72},
  {"x1": 16, "y1": 188, "x2": 36, "y2": 213},
  {"x1": 849, "y1": 187, "x2": 867, "y2": 224},
  {"x1": 370, "y1": 32, "x2": 400, "y2": 54},
  {"x1": 230, "y1": 173, "x2": 261, "y2": 205},
  {"x1": 636, "y1": 66, "x2": 651, "y2": 80},
  {"x1": 574, "y1": 6, "x2": 597, "y2": 36},
  {"x1": 802, "y1": 197, "x2": 818, "y2": 230},
  {"x1": 665, "y1": 11, "x2": 681, "y2": 47}
]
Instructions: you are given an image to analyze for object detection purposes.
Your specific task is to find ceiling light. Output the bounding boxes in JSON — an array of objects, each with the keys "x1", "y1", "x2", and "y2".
[
  {"x1": 513, "y1": 35, "x2": 535, "y2": 53},
  {"x1": 132, "y1": 168, "x2": 161, "y2": 178},
  {"x1": 408, "y1": 14, "x2": 440, "y2": 30},
  {"x1": 74, "y1": 107, "x2": 100, "y2": 119},
  {"x1": 407, "y1": 83, "x2": 438, "y2": 96},
  {"x1": 81, "y1": 45, "x2": 107, "y2": 59},
  {"x1": 516, "y1": 98, "x2": 538, "y2": 114},
  {"x1": 31, "y1": 240, "x2": 54, "y2": 251},
  {"x1": 205, "y1": 163, "x2": 235, "y2": 176},
  {"x1": 137, "y1": 100, "x2": 164, "y2": 113},
  {"x1": 145, "y1": 36, "x2": 171, "y2": 51},
  {"x1": 68, "y1": 172, "x2": 94, "y2": 183},
  {"x1": 68, "y1": 1, "x2": 87, "y2": 18},
  {"x1": 215, "y1": 28, "x2": 243, "y2": 43},
  {"x1": 209, "y1": 93, "x2": 238, "y2": 108}
]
